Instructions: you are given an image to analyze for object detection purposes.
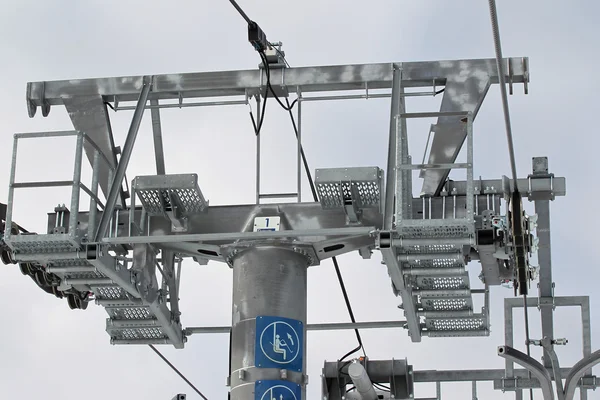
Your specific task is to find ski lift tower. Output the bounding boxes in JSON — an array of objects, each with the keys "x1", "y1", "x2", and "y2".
[{"x1": 1, "y1": 18, "x2": 599, "y2": 400}]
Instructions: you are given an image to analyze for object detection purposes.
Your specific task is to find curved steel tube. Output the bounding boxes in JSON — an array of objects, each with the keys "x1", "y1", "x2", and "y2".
[
  {"x1": 564, "y1": 349, "x2": 600, "y2": 400},
  {"x1": 497, "y1": 346, "x2": 554, "y2": 400}
]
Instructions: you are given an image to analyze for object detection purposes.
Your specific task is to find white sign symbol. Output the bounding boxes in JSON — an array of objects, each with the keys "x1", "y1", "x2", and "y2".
[
  {"x1": 259, "y1": 321, "x2": 300, "y2": 364},
  {"x1": 260, "y1": 385, "x2": 297, "y2": 400}
]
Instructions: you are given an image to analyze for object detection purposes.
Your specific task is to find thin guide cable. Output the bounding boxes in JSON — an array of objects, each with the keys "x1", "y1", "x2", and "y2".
[
  {"x1": 149, "y1": 344, "x2": 209, "y2": 400},
  {"x1": 279, "y1": 63, "x2": 366, "y2": 363}
]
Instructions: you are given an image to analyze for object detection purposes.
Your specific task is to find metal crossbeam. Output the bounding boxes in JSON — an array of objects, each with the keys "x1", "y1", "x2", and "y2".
[
  {"x1": 26, "y1": 58, "x2": 528, "y2": 105},
  {"x1": 27, "y1": 57, "x2": 529, "y2": 199}
]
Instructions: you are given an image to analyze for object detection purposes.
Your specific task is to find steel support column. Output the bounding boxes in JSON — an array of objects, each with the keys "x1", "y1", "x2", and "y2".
[
  {"x1": 229, "y1": 246, "x2": 309, "y2": 400},
  {"x1": 535, "y1": 198, "x2": 554, "y2": 367},
  {"x1": 150, "y1": 99, "x2": 166, "y2": 175}
]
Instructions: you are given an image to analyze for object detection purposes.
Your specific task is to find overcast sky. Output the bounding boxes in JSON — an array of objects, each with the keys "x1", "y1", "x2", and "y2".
[{"x1": 1, "y1": 1, "x2": 599, "y2": 400}]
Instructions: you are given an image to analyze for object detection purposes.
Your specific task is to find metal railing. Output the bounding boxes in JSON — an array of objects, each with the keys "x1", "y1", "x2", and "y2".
[{"x1": 4, "y1": 130, "x2": 115, "y2": 246}]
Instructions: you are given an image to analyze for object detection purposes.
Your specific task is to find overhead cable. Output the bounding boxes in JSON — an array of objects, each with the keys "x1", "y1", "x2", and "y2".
[
  {"x1": 487, "y1": 0, "x2": 519, "y2": 185},
  {"x1": 149, "y1": 345, "x2": 209, "y2": 400}
]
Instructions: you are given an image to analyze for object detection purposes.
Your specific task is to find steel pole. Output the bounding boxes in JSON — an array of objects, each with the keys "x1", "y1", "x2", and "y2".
[{"x1": 229, "y1": 246, "x2": 309, "y2": 400}]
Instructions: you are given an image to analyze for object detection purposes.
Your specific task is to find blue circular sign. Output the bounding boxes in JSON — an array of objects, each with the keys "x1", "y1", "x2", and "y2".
[
  {"x1": 259, "y1": 320, "x2": 301, "y2": 365},
  {"x1": 259, "y1": 384, "x2": 298, "y2": 400}
]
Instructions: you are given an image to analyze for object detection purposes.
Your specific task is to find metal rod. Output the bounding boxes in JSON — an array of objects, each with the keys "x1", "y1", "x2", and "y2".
[
  {"x1": 102, "y1": 226, "x2": 376, "y2": 245},
  {"x1": 406, "y1": 267, "x2": 465, "y2": 276},
  {"x1": 466, "y1": 115, "x2": 475, "y2": 220},
  {"x1": 523, "y1": 293, "x2": 534, "y2": 400},
  {"x1": 300, "y1": 93, "x2": 392, "y2": 102},
  {"x1": 255, "y1": 96, "x2": 261, "y2": 204},
  {"x1": 64, "y1": 278, "x2": 114, "y2": 285},
  {"x1": 13, "y1": 130, "x2": 78, "y2": 139},
  {"x1": 112, "y1": 339, "x2": 171, "y2": 345},
  {"x1": 95, "y1": 78, "x2": 151, "y2": 241},
  {"x1": 298, "y1": 91, "x2": 435, "y2": 102},
  {"x1": 4, "y1": 136, "x2": 19, "y2": 240},
  {"x1": 88, "y1": 151, "x2": 101, "y2": 239},
  {"x1": 96, "y1": 298, "x2": 143, "y2": 307},
  {"x1": 47, "y1": 266, "x2": 97, "y2": 273},
  {"x1": 11, "y1": 180, "x2": 74, "y2": 189},
  {"x1": 80, "y1": 183, "x2": 105, "y2": 210},
  {"x1": 412, "y1": 289, "x2": 475, "y2": 297},
  {"x1": 109, "y1": 319, "x2": 161, "y2": 328},
  {"x1": 114, "y1": 207, "x2": 120, "y2": 238},
  {"x1": 397, "y1": 163, "x2": 470, "y2": 170},
  {"x1": 258, "y1": 192, "x2": 298, "y2": 199},
  {"x1": 417, "y1": 310, "x2": 473, "y2": 318},
  {"x1": 185, "y1": 320, "x2": 407, "y2": 335},
  {"x1": 128, "y1": 183, "x2": 136, "y2": 236},
  {"x1": 400, "y1": 237, "x2": 473, "y2": 246},
  {"x1": 115, "y1": 99, "x2": 247, "y2": 111},
  {"x1": 176, "y1": 258, "x2": 182, "y2": 297},
  {"x1": 297, "y1": 93, "x2": 302, "y2": 202},
  {"x1": 400, "y1": 111, "x2": 469, "y2": 119},
  {"x1": 428, "y1": 197, "x2": 432, "y2": 219},
  {"x1": 69, "y1": 133, "x2": 84, "y2": 236},
  {"x1": 487, "y1": 0, "x2": 519, "y2": 184},
  {"x1": 82, "y1": 133, "x2": 116, "y2": 169},
  {"x1": 384, "y1": 66, "x2": 402, "y2": 230},
  {"x1": 413, "y1": 367, "x2": 571, "y2": 383},
  {"x1": 150, "y1": 99, "x2": 166, "y2": 175},
  {"x1": 397, "y1": 252, "x2": 462, "y2": 262}
]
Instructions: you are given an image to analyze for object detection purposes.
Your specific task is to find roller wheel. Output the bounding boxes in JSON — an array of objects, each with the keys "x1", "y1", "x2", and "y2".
[
  {"x1": 51, "y1": 286, "x2": 63, "y2": 299},
  {"x1": 76, "y1": 295, "x2": 89, "y2": 310},
  {"x1": 67, "y1": 294, "x2": 77, "y2": 310},
  {"x1": 34, "y1": 270, "x2": 49, "y2": 287},
  {"x1": 19, "y1": 262, "x2": 33, "y2": 275},
  {"x1": 1, "y1": 249, "x2": 16, "y2": 265}
]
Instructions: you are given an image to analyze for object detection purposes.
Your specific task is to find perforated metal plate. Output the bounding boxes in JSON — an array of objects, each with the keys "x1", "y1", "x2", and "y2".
[
  {"x1": 421, "y1": 298, "x2": 472, "y2": 311},
  {"x1": 426, "y1": 316, "x2": 486, "y2": 331},
  {"x1": 93, "y1": 286, "x2": 127, "y2": 300},
  {"x1": 416, "y1": 276, "x2": 469, "y2": 290},
  {"x1": 404, "y1": 244, "x2": 461, "y2": 254},
  {"x1": 112, "y1": 327, "x2": 164, "y2": 340},
  {"x1": 133, "y1": 174, "x2": 207, "y2": 216},
  {"x1": 399, "y1": 224, "x2": 471, "y2": 238},
  {"x1": 107, "y1": 307, "x2": 152, "y2": 320},
  {"x1": 6, "y1": 234, "x2": 78, "y2": 254},
  {"x1": 50, "y1": 259, "x2": 92, "y2": 267},
  {"x1": 64, "y1": 271, "x2": 105, "y2": 279},
  {"x1": 409, "y1": 259, "x2": 465, "y2": 268},
  {"x1": 315, "y1": 167, "x2": 383, "y2": 210}
]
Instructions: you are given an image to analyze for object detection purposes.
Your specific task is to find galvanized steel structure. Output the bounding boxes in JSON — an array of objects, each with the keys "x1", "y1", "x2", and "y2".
[{"x1": 0, "y1": 52, "x2": 597, "y2": 400}]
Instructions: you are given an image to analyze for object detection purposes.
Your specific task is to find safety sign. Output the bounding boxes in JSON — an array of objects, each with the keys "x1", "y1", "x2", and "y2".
[
  {"x1": 255, "y1": 315, "x2": 303, "y2": 371},
  {"x1": 254, "y1": 380, "x2": 301, "y2": 400}
]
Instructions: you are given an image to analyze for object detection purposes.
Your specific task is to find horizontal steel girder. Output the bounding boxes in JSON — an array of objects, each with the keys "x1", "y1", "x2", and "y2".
[{"x1": 26, "y1": 58, "x2": 528, "y2": 106}]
